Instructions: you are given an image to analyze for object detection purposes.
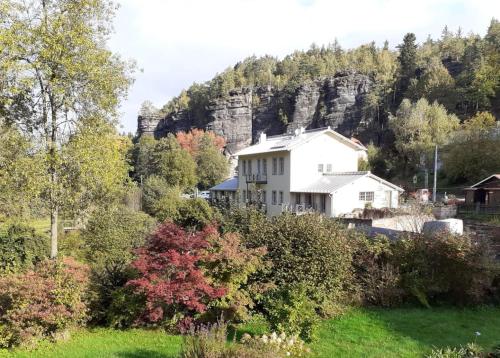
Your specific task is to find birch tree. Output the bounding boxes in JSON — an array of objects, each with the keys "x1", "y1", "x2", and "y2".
[{"x1": 0, "y1": 0, "x2": 134, "y2": 257}]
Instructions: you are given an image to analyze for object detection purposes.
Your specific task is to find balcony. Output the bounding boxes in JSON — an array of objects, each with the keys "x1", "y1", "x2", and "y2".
[
  {"x1": 282, "y1": 203, "x2": 325, "y2": 215},
  {"x1": 245, "y1": 173, "x2": 267, "y2": 184}
]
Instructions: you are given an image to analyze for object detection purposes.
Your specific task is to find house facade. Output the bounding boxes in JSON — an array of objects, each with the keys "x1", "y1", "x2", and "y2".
[{"x1": 210, "y1": 127, "x2": 403, "y2": 217}]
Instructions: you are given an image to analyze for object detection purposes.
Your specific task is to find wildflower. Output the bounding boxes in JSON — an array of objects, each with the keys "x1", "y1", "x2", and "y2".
[
  {"x1": 287, "y1": 338, "x2": 295, "y2": 346},
  {"x1": 475, "y1": 331, "x2": 481, "y2": 336},
  {"x1": 261, "y1": 334, "x2": 268, "y2": 343},
  {"x1": 286, "y1": 352, "x2": 291, "y2": 356},
  {"x1": 271, "y1": 332, "x2": 278, "y2": 340},
  {"x1": 279, "y1": 332, "x2": 286, "y2": 340}
]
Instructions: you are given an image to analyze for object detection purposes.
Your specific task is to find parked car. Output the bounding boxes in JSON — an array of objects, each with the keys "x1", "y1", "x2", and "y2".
[{"x1": 198, "y1": 191, "x2": 210, "y2": 199}]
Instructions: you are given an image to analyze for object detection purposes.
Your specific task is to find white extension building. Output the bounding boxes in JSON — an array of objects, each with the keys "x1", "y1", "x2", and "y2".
[{"x1": 210, "y1": 127, "x2": 403, "y2": 217}]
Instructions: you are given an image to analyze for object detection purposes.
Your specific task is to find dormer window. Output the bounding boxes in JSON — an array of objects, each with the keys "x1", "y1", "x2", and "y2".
[
  {"x1": 318, "y1": 164, "x2": 324, "y2": 173},
  {"x1": 327, "y1": 164, "x2": 332, "y2": 172}
]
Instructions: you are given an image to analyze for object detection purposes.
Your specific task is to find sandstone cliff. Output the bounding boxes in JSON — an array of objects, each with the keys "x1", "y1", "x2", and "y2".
[{"x1": 137, "y1": 71, "x2": 374, "y2": 154}]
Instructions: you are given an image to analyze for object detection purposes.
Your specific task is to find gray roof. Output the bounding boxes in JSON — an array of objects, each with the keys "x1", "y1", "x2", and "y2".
[
  {"x1": 291, "y1": 172, "x2": 404, "y2": 194},
  {"x1": 209, "y1": 177, "x2": 238, "y2": 191},
  {"x1": 235, "y1": 127, "x2": 366, "y2": 156}
]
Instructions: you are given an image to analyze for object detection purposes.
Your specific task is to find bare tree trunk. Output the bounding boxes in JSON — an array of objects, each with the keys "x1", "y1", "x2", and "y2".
[
  {"x1": 49, "y1": 93, "x2": 58, "y2": 259},
  {"x1": 50, "y1": 201, "x2": 58, "y2": 258}
]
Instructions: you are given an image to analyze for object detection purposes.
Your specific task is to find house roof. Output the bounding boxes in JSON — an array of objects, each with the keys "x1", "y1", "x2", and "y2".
[
  {"x1": 469, "y1": 174, "x2": 500, "y2": 188},
  {"x1": 290, "y1": 171, "x2": 404, "y2": 194},
  {"x1": 235, "y1": 127, "x2": 367, "y2": 156},
  {"x1": 209, "y1": 177, "x2": 238, "y2": 191}
]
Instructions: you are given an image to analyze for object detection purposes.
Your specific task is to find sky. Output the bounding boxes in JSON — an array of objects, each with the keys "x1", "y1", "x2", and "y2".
[{"x1": 108, "y1": 0, "x2": 500, "y2": 134}]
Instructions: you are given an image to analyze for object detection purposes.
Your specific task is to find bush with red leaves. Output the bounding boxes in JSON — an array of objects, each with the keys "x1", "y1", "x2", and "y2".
[
  {"x1": 0, "y1": 257, "x2": 90, "y2": 348},
  {"x1": 126, "y1": 222, "x2": 226, "y2": 329}
]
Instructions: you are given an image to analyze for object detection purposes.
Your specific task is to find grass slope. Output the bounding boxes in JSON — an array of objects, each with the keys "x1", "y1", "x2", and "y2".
[{"x1": 1, "y1": 307, "x2": 499, "y2": 357}]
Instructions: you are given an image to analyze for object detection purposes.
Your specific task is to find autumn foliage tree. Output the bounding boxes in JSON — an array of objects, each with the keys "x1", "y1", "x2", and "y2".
[
  {"x1": 176, "y1": 129, "x2": 229, "y2": 189},
  {"x1": 176, "y1": 129, "x2": 225, "y2": 156},
  {"x1": 126, "y1": 223, "x2": 226, "y2": 328}
]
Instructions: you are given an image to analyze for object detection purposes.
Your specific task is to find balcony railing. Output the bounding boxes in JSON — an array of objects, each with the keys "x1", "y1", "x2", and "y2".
[
  {"x1": 245, "y1": 173, "x2": 267, "y2": 184},
  {"x1": 281, "y1": 203, "x2": 325, "y2": 215}
]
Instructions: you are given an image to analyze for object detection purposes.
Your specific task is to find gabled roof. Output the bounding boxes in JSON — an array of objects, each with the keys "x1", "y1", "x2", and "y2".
[
  {"x1": 469, "y1": 174, "x2": 500, "y2": 188},
  {"x1": 235, "y1": 127, "x2": 367, "y2": 156},
  {"x1": 209, "y1": 177, "x2": 238, "y2": 191},
  {"x1": 290, "y1": 171, "x2": 404, "y2": 194}
]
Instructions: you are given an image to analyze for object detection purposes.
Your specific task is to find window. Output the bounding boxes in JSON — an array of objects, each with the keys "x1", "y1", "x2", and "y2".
[
  {"x1": 359, "y1": 192, "x2": 374, "y2": 202},
  {"x1": 242, "y1": 160, "x2": 246, "y2": 175},
  {"x1": 262, "y1": 159, "x2": 267, "y2": 174},
  {"x1": 248, "y1": 190, "x2": 252, "y2": 202},
  {"x1": 326, "y1": 164, "x2": 332, "y2": 172},
  {"x1": 272, "y1": 158, "x2": 277, "y2": 175},
  {"x1": 318, "y1": 164, "x2": 324, "y2": 173},
  {"x1": 262, "y1": 190, "x2": 267, "y2": 203},
  {"x1": 279, "y1": 191, "x2": 284, "y2": 205},
  {"x1": 247, "y1": 160, "x2": 252, "y2": 175},
  {"x1": 279, "y1": 157, "x2": 284, "y2": 175},
  {"x1": 257, "y1": 159, "x2": 261, "y2": 174},
  {"x1": 320, "y1": 194, "x2": 326, "y2": 212},
  {"x1": 272, "y1": 190, "x2": 277, "y2": 205},
  {"x1": 242, "y1": 190, "x2": 246, "y2": 202}
]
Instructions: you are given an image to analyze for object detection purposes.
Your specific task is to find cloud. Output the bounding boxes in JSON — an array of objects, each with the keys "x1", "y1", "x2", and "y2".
[{"x1": 109, "y1": 0, "x2": 500, "y2": 133}]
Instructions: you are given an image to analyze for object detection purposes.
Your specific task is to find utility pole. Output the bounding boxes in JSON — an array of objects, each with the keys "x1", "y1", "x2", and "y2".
[{"x1": 433, "y1": 145, "x2": 438, "y2": 202}]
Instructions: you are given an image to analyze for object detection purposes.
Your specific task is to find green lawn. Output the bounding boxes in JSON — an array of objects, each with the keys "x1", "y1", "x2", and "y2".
[
  {"x1": 1, "y1": 307, "x2": 499, "y2": 357},
  {"x1": 0, "y1": 218, "x2": 51, "y2": 236},
  {"x1": 0, "y1": 328, "x2": 182, "y2": 358}
]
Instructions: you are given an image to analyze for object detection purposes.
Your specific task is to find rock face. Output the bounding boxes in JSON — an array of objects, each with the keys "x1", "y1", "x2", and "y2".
[{"x1": 137, "y1": 71, "x2": 374, "y2": 154}]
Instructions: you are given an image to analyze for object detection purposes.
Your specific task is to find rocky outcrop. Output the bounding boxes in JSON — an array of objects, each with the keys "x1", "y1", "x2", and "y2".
[{"x1": 137, "y1": 71, "x2": 374, "y2": 154}]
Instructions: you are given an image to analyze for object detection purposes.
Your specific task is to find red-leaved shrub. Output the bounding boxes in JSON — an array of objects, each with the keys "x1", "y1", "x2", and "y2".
[
  {"x1": 126, "y1": 222, "x2": 226, "y2": 329},
  {"x1": 0, "y1": 257, "x2": 90, "y2": 348}
]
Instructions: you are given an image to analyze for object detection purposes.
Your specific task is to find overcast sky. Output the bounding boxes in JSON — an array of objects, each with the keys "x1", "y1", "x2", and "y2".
[{"x1": 109, "y1": 0, "x2": 500, "y2": 134}]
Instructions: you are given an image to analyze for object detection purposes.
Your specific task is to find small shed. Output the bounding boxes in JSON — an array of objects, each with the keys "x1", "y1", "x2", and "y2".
[{"x1": 464, "y1": 174, "x2": 500, "y2": 206}]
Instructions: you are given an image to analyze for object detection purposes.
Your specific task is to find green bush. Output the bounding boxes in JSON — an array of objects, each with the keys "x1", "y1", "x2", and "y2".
[
  {"x1": 142, "y1": 175, "x2": 182, "y2": 220},
  {"x1": 351, "y1": 234, "x2": 404, "y2": 307},
  {"x1": 244, "y1": 213, "x2": 354, "y2": 312},
  {"x1": 262, "y1": 284, "x2": 319, "y2": 342},
  {"x1": 81, "y1": 205, "x2": 155, "y2": 324},
  {"x1": 203, "y1": 232, "x2": 267, "y2": 322},
  {"x1": 176, "y1": 198, "x2": 219, "y2": 230},
  {"x1": 0, "y1": 223, "x2": 49, "y2": 274},
  {"x1": 392, "y1": 232, "x2": 497, "y2": 306}
]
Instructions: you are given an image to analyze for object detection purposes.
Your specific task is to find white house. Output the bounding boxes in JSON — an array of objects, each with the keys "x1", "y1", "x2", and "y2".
[{"x1": 210, "y1": 127, "x2": 403, "y2": 217}]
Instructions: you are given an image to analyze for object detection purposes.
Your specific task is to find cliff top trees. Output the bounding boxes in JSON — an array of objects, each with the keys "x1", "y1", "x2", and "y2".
[
  {"x1": 0, "y1": 0, "x2": 135, "y2": 257},
  {"x1": 397, "y1": 33, "x2": 418, "y2": 99}
]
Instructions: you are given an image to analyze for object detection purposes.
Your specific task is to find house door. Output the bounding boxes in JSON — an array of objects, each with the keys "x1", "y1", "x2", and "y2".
[{"x1": 385, "y1": 191, "x2": 392, "y2": 208}]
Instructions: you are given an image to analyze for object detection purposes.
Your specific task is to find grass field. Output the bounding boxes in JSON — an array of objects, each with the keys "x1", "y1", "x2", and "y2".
[
  {"x1": 0, "y1": 218, "x2": 51, "y2": 236},
  {"x1": 0, "y1": 307, "x2": 499, "y2": 357}
]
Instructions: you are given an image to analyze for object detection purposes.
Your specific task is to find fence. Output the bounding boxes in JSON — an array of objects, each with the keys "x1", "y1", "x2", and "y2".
[{"x1": 457, "y1": 204, "x2": 500, "y2": 216}]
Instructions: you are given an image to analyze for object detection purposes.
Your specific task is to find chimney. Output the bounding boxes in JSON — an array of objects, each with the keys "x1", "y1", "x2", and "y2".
[{"x1": 259, "y1": 132, "x2": 267, "y2": 143}]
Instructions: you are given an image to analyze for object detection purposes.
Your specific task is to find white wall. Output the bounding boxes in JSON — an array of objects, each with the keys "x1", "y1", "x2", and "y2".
[
  {"x1": 290, "y1": 132, "x2": 359, "y2": 191},
  {"x1": 237, "y1": 151, "x2": 291, "y2": 216},
  {"x1": 330, "y1": 175, "x2": 400, "y2": 217}
]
